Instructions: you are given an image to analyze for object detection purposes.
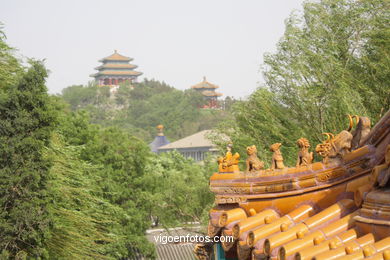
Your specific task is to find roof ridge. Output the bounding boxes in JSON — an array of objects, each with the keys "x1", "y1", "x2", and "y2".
[
  {"x1": 191, "y1": 77, "x2": 219, "y2": 89},
  {"x1": 158, "y1": 130, "x2": 215, "y2": 150},
  {"x1": 99, "y1": 51, "x2": 133, "y2": 62}
]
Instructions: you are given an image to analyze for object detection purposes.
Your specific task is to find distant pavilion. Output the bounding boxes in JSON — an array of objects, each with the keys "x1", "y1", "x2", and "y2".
[
  {"x1": 191, "y1": 77, "x2": 222, "y2": 108},
  {"x1": 91, "y1": 50, "x2": 142, "y2": 86},
  {"x1": 158, "y1": 130, "x2": 218, "y2": 161}
]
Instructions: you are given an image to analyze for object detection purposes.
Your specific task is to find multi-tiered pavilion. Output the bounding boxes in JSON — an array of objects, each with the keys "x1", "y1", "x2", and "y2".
[
  {"x1": 191, "y1": 77, "x2": 223, "y2": 108},
  {"x1": 91, "y1": 50, "x2": 142, "y2": 86}
]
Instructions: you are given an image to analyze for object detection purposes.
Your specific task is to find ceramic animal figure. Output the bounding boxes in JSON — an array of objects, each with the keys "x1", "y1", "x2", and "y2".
[
  {"x1": 270, "y1": 143, "x2": 285, "y2": 170},
  {"x1": 316, "y1": 130, "x2": 353, "y2": 164},
  {"x1": 296, "y1": 138, "x2": 313, "y2": 167},
  {"x1": 246, "y1": 145, "x2": 264, "y2": 172},
  {"x1": 218, "y1": 143, "x2": 240, "y2": 172}
]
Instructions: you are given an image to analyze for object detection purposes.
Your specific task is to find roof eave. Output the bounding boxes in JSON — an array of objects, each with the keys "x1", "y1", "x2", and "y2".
[{"x1": 158, "y1": 145, "x2": 215, "y2": 151}]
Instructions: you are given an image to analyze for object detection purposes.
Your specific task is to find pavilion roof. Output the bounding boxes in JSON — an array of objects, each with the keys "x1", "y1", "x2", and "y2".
[
  {"x1": 201, "y1": 90, "x2": 223, "y2": 97},
  {"x1": 95, "y1": 63, "x2": 138, "y2": 70},
  {"x1": 91, "y1": 70, "x2": 143, "y2": 77},
  {"x1": 99, "y1": 50, "x2": 133, "y2": 62},
  {"x1": 191, "y1": 76, "x2": 219, "y2": 89},
  {"x1": 158, "y1": 130, "x2": 216, "y2": 150}
]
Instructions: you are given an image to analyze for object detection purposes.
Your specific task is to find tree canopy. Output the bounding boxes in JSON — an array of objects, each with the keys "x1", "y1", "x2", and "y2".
[
  {"x1": 60, "y1": 79, "x2": 232, "y2": 142},
  {"x1": 217, "y1": 0, "x2": 389, "y2": 167},
  {"x1": 0, "y1": 60, "x2": 55, "y2": 258},
  {"x1": 0, "y1": 28, "x2": 215, "y2": 259}
]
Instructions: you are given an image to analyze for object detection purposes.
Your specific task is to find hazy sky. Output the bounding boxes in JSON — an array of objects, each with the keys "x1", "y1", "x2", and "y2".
[{"x1": 1, "y1": 0, "x2": 304, "y2": 98}]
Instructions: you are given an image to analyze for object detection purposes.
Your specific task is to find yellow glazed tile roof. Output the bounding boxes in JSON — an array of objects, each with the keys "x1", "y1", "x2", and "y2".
[
  {"x1": 191, "y1": 76, "x2": 219, "y2": 89},
  {"x1": 92, "y1": 70, "x2": 143, "y2": 76},
  {"x1": 95, "y1": 63, "x2": 137, "y2": 70},
  {"x1": 193, "y1": 110, "x2": 390, "y2": 260},
  {"x1": 201, "y1": 90, "x2": 223, "y2": 97},
  {"x1": 99, "y1": 50, "x2": 132, "y2": 62}
]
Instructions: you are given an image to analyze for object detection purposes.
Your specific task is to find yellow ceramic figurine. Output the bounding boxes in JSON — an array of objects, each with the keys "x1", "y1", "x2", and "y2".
[
  {"x1": 246, "y1": 145, "x2": 264, "y2": 172},
  {"x1": 218, "y1": 143, "x2": 240, "y2": 173},
  {"x1": 270, "y1": 143, "x2": 284, "y2": 169},
  {"x1": 296, "y1": 138, "x2": 313, "y2": 167}
]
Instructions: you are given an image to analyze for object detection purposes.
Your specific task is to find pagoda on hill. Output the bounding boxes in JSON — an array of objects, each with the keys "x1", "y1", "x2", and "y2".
[
  {"x1": 91, "y1": 50, "x2": 142, "y2": 86},
  {"x1": 191, "y1": 77, "x2": 223, "y2": 109}
]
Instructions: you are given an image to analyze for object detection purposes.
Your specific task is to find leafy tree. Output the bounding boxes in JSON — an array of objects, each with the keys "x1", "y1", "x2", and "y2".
[
  {"x1": 0, "y1": 24, "x2": 22, "y2": 89},
  {"x1": 141, "y1": 151, "x2": 214, "y2": 227},
  {"x1": 217, "y1": 0, "x2": 389, "y2": 167},
  {"x1": 79, "y1": 127, "x2": 156, "y2": 257},
  {"x1": 126, "y1": 89, "x2": 205, "y2": 139},
  {"x1": 223, "y1": 96, "x2": 237, "y2": 111},
  {"x1": 0, "y1": 29, "x2": 214, "y2": 259},
  {"x1": 120, "y1": 78, "x2": 174, "y2": 102},
  {"x1": 353, "y1": 0, "x2": 390, "y2": 119},
  {"x1": 45, "y1": 135, "x2": 134, "y2": 259},
  {"x1": 56, "y1": 106, "x2": 99, "y2": 146},
  {"x1": 61, "y1": 84, "x2": 110, "y2": 110},
  {"x1": 115, "y1": 84, "x2": 133, "y2": 106},
  {"x1": 0, "y1": 61, "x2": 56, "y2": 258},
  {"x1": 217, "y1": 89, "x2": 305, "y2": 167}
]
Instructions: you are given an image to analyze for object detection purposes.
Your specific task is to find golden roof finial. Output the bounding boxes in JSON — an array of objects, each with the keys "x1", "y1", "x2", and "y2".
[
  {"x1": 203, "y1": 76, "x2": 206, "y2": 82},
  {"x1": 114, "y1": 49, "x2": 117, "y2": 53},
  {"x1": 157, "y1": 124, "x2": 164, "y2": 136}
]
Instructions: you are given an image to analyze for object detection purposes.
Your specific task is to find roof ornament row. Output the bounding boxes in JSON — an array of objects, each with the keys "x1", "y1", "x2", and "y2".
[{"x1": 217, "y1": 115, "x2": 371, "y2": 173}]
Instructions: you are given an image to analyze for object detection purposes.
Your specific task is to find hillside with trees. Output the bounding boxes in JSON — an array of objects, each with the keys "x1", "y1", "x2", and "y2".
[{"x1": 60, "y1": 80, "x2": 234, "y2": 142}]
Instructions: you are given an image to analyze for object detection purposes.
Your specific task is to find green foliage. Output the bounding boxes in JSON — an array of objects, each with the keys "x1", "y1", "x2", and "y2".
[
  {"x1": 125, "y1": 87, "x2": 205, "y2": 140},
  {"x1": 218, "y1": 89, "x2": 305, "y2": 167},
  {"x1": 56, "y1": 114, "x2": 156, "y2": 258},
  {"x1": 218, "y1": 0, "x2": 389, "y2": 166},
  {"x1": 0, "y1": 24, "x2": 23, "y2": 89},
  {"x1": 57, "y1": 106, "x2": 99, "y2": 146},
  {"x1": 46, "y1": 135, "x2": 125, "y2": 259},
  {"x1": 46, "y1": 134, "x2": 156, "y2": 259},
  {"x1": 353, "y1": 0, "x2": 390, "y2": 119},
  {"x1": 116, "y1": 78, "x2": 174, "y2": 104},
  {"x1": 141, "y1": 151, "x2": 214, "y2": 227},
  {"x1": 59, "y1": 78, "x2": 230, "y2": 142},
  {"x1": 51, "y1": 92, "x2": 214, "y2": 258},
  {"x1": 81, "y1": 127, "x2": 151, "y2": 207},
  {"x1": 61, "y1": 84, "x2": 111, "y2": 110},
  {"x1": 0, "y1": 61, "x2": 56, "y2": 258},
  {"x1": 0, "y1": 23, "x2": 216, "y2": 260}
]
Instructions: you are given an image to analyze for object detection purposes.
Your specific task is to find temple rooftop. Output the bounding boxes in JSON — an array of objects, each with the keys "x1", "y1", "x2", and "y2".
[
  {"x1": 91, "y1": 70, "x2": 142, "y2": 77},
  {"x1": 94, "y1": 63, "x2": 138, "y2": 70},
  {"x1": 202, "y1": 90, "x2": 223, "y2": 97},
  {"x1": 158, "y1": 130, "x2": 216, "y2": 151},
  {"x1": 191, "y1": 76, "x2": 220, "y2": 89},
  {"x1": 99, "y1": 50, "x2": 133, "y2": 62},
  {"x1": 158, "y1": 130, "x2": 218, "y2": 161},
  {"x1": 190, "y1": 77, "x2": 223, "y2": 108},
  {"x1": 91, "y1": 50, "x2": 142, "y2": 86}
]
